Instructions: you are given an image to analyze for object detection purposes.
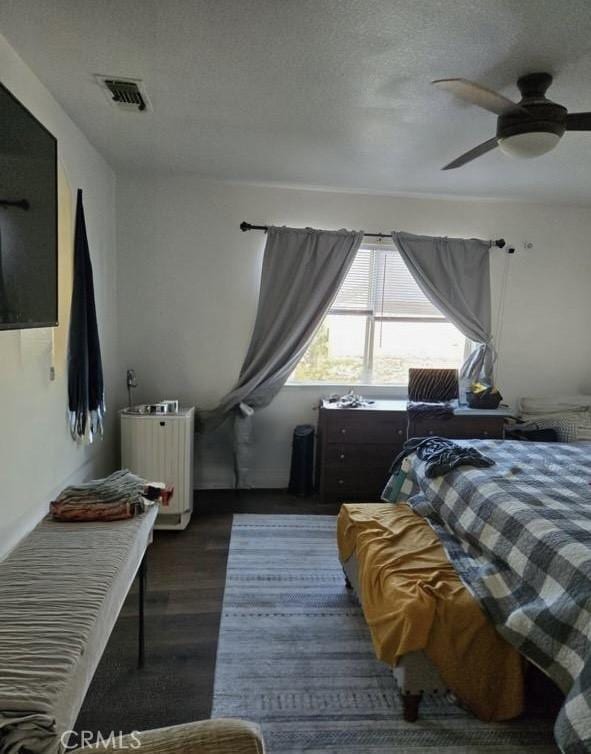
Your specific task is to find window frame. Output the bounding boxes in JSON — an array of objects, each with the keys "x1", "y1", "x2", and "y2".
[{"x1": 288, "y1": 242, "x2": 469, "y2": 387}]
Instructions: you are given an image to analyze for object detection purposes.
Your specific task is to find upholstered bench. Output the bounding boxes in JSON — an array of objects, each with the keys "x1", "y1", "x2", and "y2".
[
  {"x1": 0, "y1": 508, "x2": 157, "y2": 754},
  {"x1": 340, "y1": 545, "x2": 447, "y2": 721},
  {"x1": 337, "y1": 503, "x2": 524, "y2": 723}
]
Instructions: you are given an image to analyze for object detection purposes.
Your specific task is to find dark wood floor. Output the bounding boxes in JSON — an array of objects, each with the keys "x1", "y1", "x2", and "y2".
[
  {"x1": 75, "y1": 489, "x2": 560, "y2": 737},
  {"x1": 75, "y1": 490, "x2": 340, "y2": 736}
]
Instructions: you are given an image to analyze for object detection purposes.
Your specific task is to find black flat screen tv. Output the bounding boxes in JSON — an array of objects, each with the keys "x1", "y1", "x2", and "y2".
[{"x1": 0, "y1": 82, "x2": 57, "y2": 329}]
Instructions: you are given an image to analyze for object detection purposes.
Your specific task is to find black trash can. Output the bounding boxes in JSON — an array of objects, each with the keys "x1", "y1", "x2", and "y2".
[{"x1": 288, "y1": 424, "x2": 315, "y2": 496}]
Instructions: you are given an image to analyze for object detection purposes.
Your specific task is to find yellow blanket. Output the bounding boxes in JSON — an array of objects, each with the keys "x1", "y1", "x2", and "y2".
[{"x1": 337, "y1": 503, "x2": 524, "y2": 721}]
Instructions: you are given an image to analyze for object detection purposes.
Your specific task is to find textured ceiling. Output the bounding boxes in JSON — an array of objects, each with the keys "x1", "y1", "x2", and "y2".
[{"x1": 2, "y1": 0, "x2": 591, "y2": 202}]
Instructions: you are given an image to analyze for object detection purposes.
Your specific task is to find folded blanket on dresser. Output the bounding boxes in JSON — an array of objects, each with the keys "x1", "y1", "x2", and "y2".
[{"x1": 395, "y1": 439, "x2": 591, "y2": 754}]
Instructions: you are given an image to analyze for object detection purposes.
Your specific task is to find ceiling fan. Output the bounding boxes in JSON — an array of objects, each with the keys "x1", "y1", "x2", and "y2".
[{"x1": 432, "y1": 72, "x2": 591, "y2": 170}]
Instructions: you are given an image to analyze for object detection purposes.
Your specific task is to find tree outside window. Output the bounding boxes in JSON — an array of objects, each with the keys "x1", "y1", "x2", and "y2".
[{"x1": 289, "y1": 245, "x2": 465, "y2": 385}]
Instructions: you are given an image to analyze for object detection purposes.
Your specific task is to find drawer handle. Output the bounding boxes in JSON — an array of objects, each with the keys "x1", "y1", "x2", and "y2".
[
  {"x1": 338, "y1": 479, "x2": 344, "y2": 485},
  {"x1": 482, "y1": 431, "x2": 489, "y2": 437},
  {"x1": 397, "y1": 429, "x2": 403, "y2": 436},
  {"x1": 339, "y1": 454, "x2": 345, "y2": 460},
  {"x1": 340, "y1": 428, "x2": 347, "y2": 435},
  {"x1": 428, "y1": 429, "x2": 434, "y2": 435}
]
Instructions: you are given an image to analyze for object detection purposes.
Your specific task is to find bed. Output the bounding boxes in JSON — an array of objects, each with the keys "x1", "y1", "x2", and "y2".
[{"x1": 339, "y1": 440, "x2": 591, "y2": 754}]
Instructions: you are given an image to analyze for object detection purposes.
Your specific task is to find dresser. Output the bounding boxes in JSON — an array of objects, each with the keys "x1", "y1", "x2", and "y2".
[{"x1": 316, "y1": 399, "x2": 507, "y2": 502}]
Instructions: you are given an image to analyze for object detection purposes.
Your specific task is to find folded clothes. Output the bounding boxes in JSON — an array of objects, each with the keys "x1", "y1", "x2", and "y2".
[
  {"x1": 518, "y1": 414, "x2": 578, "y2": 443},
  {"x1": 50, "y1": 499, "x2": 139, "y2": 522},
  {"x1": 391, "y1": 436, "x2": 495, "y2": 479},
  {"x1": 50, "y1": 469, "x2": 173, "y2": 522},
  {"x1": 518, "y1": 410, "x2": 591, "y2": 443},
  {"x1": 406, "y1": 401, "x2": 454, "y2": 418}
]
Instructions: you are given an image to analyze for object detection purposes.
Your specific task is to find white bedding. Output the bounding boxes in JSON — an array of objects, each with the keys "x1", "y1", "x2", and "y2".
[{"x1": 519, "y1": 394, "x2": 591, "y2": 442}]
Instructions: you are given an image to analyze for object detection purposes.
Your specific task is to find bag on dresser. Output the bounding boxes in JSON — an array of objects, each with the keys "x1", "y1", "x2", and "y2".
[{"x1": 408, "y1": 368, "x2": 459, "y2": 402}]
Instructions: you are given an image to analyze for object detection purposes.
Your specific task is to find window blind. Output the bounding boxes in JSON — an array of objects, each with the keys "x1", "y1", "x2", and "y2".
[
  {"x1": 331, "y1": 248, "x2": 373, "y2": 312},
  {"x1": 332, "y1": 247, "x2": 442, "y2": 319}
]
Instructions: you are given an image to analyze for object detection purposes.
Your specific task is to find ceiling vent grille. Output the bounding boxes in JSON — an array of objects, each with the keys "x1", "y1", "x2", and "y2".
[{"x1": 95, "y1": 75, "x2": 152, "y2": 112}]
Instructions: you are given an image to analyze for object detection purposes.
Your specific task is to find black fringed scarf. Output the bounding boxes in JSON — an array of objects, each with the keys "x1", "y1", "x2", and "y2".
[{"x1": 68, "y1": 189, "x2": 105, "y2": 441}]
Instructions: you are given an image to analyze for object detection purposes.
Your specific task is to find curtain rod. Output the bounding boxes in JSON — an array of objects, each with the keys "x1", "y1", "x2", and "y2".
[{"x1": 239, "y1": 221, "x2": 514, "y2": 252}]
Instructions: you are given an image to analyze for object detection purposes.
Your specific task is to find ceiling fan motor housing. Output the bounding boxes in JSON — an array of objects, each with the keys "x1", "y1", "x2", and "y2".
[
  {"x1": 497, "y1": 73, "x2": 567, "y2": 141},
  {"x1": 497, "y1": 103, "x2": 567, "y2": 140}
]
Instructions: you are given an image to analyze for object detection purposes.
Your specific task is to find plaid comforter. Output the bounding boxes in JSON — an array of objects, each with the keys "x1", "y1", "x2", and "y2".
[{"x1": 390, "y1": 440, "x2": 591, "y2": 754}]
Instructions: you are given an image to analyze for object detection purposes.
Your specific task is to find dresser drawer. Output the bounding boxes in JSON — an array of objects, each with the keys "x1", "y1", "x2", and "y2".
[
  {"x1": 408, "y1": 416, "x2": 504, "y2": 440},
  {"x1": 324, "y1": 443, "x2": 400, "y2": 469},
  {"x1": 322, "y1": 466, "x2": 390, "y2": 497},
  {"x1": 324, "y1": 412, "x2": 407, "y2": 444}
]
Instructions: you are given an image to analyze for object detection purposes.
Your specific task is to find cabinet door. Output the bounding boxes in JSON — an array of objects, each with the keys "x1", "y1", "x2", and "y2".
[{"x1": 121, "y1": 417, "x2": 192, "y2": 514}]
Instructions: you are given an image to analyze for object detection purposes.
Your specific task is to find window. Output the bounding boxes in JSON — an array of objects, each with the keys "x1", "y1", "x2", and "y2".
[{"x1": 289, "y1": 244, "x2": 466, "y2": 385}]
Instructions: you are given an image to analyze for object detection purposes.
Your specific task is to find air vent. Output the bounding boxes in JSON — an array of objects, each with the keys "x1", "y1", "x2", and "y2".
[{"x1": 95, "y1": 75, "x2": 152, "y2": 112}]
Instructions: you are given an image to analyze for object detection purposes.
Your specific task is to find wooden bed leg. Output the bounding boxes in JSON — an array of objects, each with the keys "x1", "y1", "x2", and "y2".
[{"x1": 401, "y1": 692, "x2": 422, "y2": 722}]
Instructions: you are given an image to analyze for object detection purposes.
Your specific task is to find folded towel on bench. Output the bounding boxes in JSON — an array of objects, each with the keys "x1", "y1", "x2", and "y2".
[{"x1": 50, "y1": 470, "x2": 173, "y2": 522}]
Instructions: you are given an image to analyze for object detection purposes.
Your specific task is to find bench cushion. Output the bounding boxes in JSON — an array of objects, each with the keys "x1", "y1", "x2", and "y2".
[{"x1": 0, "y1": 509, "x2": 156, "y2": 754}]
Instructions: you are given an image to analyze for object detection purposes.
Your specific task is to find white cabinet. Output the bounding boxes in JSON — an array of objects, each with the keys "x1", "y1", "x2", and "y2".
[{"x1": 120, "y1": 407, "x2": 195, "y2": 530}]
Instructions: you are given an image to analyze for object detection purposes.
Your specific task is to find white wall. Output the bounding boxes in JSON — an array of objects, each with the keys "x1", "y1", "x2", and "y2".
[
  {"x1": 0, "y1": 34, "x2": 119, "y2": 555},
  {"x1": 117, "y1": 175, "x2": 591, "y2": 489}
]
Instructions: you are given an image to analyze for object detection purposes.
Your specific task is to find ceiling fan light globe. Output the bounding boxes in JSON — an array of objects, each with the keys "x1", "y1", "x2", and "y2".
[{"x1": 498, "y1": 131, "x2": 561, "y2": 158}]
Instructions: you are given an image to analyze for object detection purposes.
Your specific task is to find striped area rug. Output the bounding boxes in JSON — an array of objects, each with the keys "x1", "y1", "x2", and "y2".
[{"x1": 211, "y1": 514, "x2": 557, "y2": 753}]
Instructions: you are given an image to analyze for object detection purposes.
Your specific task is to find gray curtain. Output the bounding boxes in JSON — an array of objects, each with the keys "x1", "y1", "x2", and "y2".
[
  {"x1": 203, "y1": 225, "x2": 363, "y2": 486},
  {"x1": 391, "y1": 231, "x2": 494, "y2": 391}
]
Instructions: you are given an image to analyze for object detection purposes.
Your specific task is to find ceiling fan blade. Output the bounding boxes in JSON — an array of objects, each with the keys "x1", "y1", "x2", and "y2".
[
  {"x1": 442, "y1": 137, "x2": 499, "y2": 170},
  {"x1": 432, "y1": 78, "x2": 528, "y2": 116},
  {"x1": 566, "y1": 112, "x2": 591, "y2": 131}
]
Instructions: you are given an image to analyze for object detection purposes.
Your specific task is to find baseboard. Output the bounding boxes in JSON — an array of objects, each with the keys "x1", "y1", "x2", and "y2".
[
  {"x1": 195, "y1": 464, "x2": 289, "y2": 490},
  {"x1": 196, "y1": 471, "x2": 289, "y2": 490}
]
